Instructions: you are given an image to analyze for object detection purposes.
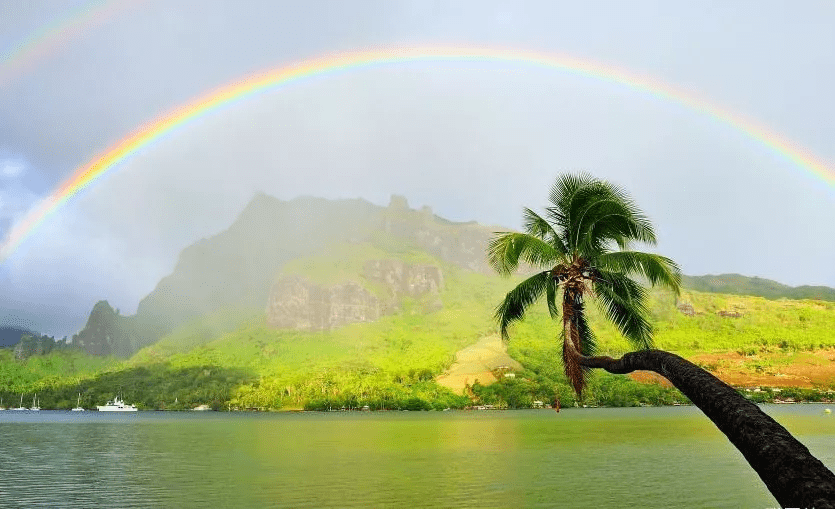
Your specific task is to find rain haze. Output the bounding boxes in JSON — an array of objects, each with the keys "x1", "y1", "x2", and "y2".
[{"x1": 1, "y1": 0, "x2": 834, "y2": 337}]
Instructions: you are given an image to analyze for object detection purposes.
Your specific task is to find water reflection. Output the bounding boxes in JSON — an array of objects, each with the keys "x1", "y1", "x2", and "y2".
[{"x1": 1, "y1": 406, "x2": 831, "y2": 507}]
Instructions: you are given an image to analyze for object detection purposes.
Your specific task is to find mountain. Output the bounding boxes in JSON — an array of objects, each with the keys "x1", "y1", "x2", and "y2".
[
  {"x1": 5, "y1": 194, "x2": 835, "y2": 411},
  {"x1": 72, "y1": 300, "x2": 134, "y2": 357},
  {"x1": 682, "y1": 274, "x2": 835, "y2": 302},
  {"x1": 75, "y1": 194, "x2": 835, "y2": 358},
  {"x1": 107, "y1": 193, "x2": 498, "y2": 356}
]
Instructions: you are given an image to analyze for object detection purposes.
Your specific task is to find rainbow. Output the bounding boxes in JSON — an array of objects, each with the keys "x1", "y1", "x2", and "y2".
[
  {"x1": 2, "y1": 46, "x2": 834, "y2": 260},
  {"x1": 0, "y1": 0, "x2": 144, "y2": 86}
]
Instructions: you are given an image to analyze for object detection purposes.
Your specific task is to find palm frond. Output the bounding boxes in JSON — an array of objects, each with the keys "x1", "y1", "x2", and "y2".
[
  {"x1": 522, "y1": 207, "x2": 568, "y2": 255},
  {"x1": 546, "y1": 173, "x2": 596, "y2": 243},
  {"x1": 571, "y1": 185, "x2": 657, "y2": 256},
  {"x1": 488, "y1": 232, "x2": 561, "y2": 276},
  {"x1": 597, "y1": 251, "x2": 682, "y2": 294},
  {"x1": 545, "y1": 275, "x2": 560, "y2": 319},
  {"x1": 548, "y1": 172, "x2": 595, "y2": 213},
  {"x1": 592, "y1": 270, "x2": 654, "y2": 349},
  {"x1": 495, "y1": 271, "x2": 550, "y2": 340}
]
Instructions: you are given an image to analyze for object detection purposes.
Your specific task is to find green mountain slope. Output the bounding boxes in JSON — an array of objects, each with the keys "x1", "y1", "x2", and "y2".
[
  {"x1": 129, "y1": 194, "x2": 384, "y2": 349},
  {"x1": 73, "y1": 193, "x2": 835, "y2": 358},
  {"x1": 12, "y1": 194, "x2": 835, "y2": 410},
  {"x1": 126, "y1": 239, "x2": 512, "y2": 408},
  {"x1": 682, "y1": 274, "x2": 835, "y2": 302},
  {"x1": 78, "y1": 193, "x2": 498, "y2": 357}
]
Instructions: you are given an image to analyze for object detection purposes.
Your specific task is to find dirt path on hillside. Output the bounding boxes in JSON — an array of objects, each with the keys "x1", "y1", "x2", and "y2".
[
  {"x1": 436, "y1": 335, "x2": 523, "y2": 393},
  {"x1": 691, "y1": 349, "x2": 835, "y2": 388}
]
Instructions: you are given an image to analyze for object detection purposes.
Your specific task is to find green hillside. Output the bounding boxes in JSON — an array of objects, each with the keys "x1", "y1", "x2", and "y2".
[
  {"x1": 5, "y1": 195, "x2": 835, "y2": 411},
  {"x1": 72, "y1": 194, "x2": 500, "y2": 357},
  {"x1": 682, "y1": 274, "x2": 835, "y2": 302},
  {"x1": 7, "y1": 252, "x2": 835, "y2": 411},
  {"x1": 126, "y1": 242, "x2": 512, "y2": 410}
]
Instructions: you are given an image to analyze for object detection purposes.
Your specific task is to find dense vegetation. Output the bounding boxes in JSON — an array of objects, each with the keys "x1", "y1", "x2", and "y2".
[
  {"x1": 4, "y1": 268, "x2": 835, "y2": 411},
  {"x1": 4, "y1": 195, "x2": 835, "y2": 411}
]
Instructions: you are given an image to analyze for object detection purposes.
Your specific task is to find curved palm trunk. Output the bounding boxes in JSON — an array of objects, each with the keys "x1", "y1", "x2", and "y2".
[{"x1": 579, "y1": 349, "x2": 835, "y2": 508}]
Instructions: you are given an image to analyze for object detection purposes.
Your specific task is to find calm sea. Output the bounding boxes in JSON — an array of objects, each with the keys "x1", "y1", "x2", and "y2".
[{"x1": 0, "y1": 405, "x2": 833, "y2": 508}]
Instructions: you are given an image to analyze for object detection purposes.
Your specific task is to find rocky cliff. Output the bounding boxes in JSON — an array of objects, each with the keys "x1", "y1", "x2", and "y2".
[
  {"x1": 80, "y1": 194, "x2": 496, "y2": 354},
  {"x1": 362, "y1": 259, "x2": 444, "y2": 314},
  {"x1": 382, "y1": 195, "x2": 493, "y2": 273},
  {"x1": 73, "y1": 300, "x2": 133, "y2": 357},
  {"x1": 266, "y1": 260, "x2": 443, "y2": 331},
  {"x1": 266, "y1": 278, "x2": 380, "y2": 331}
]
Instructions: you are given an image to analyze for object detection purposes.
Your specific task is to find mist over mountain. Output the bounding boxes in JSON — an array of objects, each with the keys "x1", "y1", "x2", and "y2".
[
  {"x1": 70, "y1": 193, "x2": 497, "y2": 356},
  {"x1": 4, "y1": 192, "x2": 835, "y2": 416},
  {"x1": 11, "y1": 192, "x2": 834, "y2": 358}
]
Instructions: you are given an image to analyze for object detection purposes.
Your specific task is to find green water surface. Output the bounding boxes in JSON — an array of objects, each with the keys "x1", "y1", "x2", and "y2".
[{"x1": 1, "y1": 405, "x2": 833, "y2": 508}]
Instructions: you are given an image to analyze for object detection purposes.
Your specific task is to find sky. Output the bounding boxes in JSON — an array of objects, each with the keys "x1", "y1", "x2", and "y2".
[{"x1": 1, "y1": 0, "x2": 834, "y2": 337}]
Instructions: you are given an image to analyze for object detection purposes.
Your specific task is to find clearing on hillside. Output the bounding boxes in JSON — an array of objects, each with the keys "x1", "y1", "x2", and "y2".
[{"x1": 436, "y1": 335, "x2": 523, "y2": 393}]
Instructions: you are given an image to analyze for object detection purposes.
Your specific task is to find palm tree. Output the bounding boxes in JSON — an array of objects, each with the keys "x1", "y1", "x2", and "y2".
[
  {"x1": 490, "y1": 173, "x2": 835, "y2": 507},
  {"x1": 489, "y1": 173, "x2": 681, "y2": 395}
]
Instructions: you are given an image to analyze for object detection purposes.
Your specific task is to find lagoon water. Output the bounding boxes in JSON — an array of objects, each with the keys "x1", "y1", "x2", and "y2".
[{"x1": 1, "y1": 405, "x2": 833, "y2": 508}]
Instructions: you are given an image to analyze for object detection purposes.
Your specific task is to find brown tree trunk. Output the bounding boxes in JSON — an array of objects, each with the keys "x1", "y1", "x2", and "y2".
[{"x1": 579, "y1": 349, "x2": 835, "y2": 508}]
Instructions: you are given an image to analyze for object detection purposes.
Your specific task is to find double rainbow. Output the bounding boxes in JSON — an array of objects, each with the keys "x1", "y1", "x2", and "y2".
[{"x1": 2, "y1": 46, "x2": 834, "y2": 260}]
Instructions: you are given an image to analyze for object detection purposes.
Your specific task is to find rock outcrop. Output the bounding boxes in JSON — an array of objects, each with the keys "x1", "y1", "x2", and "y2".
[
  {"x1": 266, "y1": 260, "x2": 443, "y2": 331},
  {"x1": 362, "y1": 260, "x2": 443, "y2": 314},
  {"x1": 383, "y1": 195, "x2": 493, "y2": 273},
  {"x1": 73, "y1": 300, "x2": 133, "y2": 357},
  {"x1": 266, "y1": 278, "x2": 380, "y2": 331}
]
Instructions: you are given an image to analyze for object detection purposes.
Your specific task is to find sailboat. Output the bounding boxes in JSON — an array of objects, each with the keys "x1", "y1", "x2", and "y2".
[
  {"x1": 30, "y1": 394, "x2": 40, "y2": 411},
  {"x1": 0, "y1": 397, "x2": 5, "y2": 410},
  {"x1": 71, "y1": 393, "x2": 85, "y2": 412},
  {"x1": 11, "y1": 394, "x2": 27, "y2": 411}
]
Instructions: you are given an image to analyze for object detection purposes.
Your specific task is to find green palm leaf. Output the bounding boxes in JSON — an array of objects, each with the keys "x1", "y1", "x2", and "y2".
[
  {"x1": 522, "y1": 207, "x2": 568, "y2": 255},
  {"x1": 570, "y1": 184, "x2": 657, "y2": 255},
  {"x1": 593, "y1": 270, "x2": 653, "y2": 349},
  {"x1": 597, "y1": 251, "x2": 682, "y2": 293},
  {"x1": 495, "y1": 271, "x2": 550, "y2": 340},
  {"x1": 545, "y1": 275, "x2": 560, "y2": 319},
  {"x1": 488, "y1": 232, "x2": 561, "y2": 276},
  {"x1": 546, "y1": 173, "x2": 594, "y2": 244}
]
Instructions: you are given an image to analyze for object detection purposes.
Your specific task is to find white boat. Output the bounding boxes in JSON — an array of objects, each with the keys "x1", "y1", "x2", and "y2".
[
  {"x1": 96, "y1": 396, "x2": 137, "y2": 412},
  {"x1": 30, "y1": 395, "x2": 40, "y2": 411},
  {"x1": 71, "y1": 393, "x2": 85, "y2": 412}
]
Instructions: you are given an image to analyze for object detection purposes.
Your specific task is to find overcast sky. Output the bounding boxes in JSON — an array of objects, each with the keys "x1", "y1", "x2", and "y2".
[{"x1": 1, "y1": 0, "x2": 834, "y2": 336}]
